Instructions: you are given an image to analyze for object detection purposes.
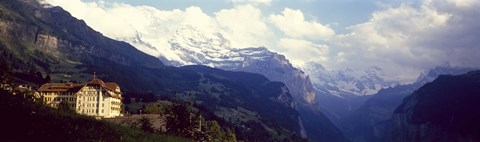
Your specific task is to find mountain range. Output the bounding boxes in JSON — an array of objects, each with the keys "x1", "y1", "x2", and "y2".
[
  {"x1": 0, "y1": 0, "x2": 339, "y2": 141},
  {"x1": 3, "y1": 0, "x2": 480, "y2": 142},
  {"x1": 125, "y1": 25, "x2": 351, "y2": 141},
  {"x1": 389, "y1": 70, "x2": 480, "y2": 141},
  {"x1": 131, "y1": 21, "x2": 405, "y2": 129},
  {"x1": 339, "y1": 66, "x2": 477, "y2": 142}
]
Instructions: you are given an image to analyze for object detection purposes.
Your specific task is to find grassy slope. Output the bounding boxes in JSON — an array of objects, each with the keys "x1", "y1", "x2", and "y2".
[{"x1": 0, "y1": 89, "x2": 189, "y2": 142}]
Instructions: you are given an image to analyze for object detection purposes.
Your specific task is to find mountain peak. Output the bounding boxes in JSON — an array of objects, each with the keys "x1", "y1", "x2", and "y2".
[
  {"x1": 171, "y1": 25, "x2": 232, "y2": 50},
  {"x1": 304, "y1": 64, "x2": 398, "y2": 97},
  {"x1": 415, "y1": 65, "x2": 478, "y2": 85}
]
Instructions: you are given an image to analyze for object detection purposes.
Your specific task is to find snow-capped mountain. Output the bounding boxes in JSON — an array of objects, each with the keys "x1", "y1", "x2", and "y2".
[
  {"x1": 125, "y1": 25, "x2": 350, "y2": 140},
  {"x1": 113, "y1": 24, "x2": 402, "y2": 141},
  {"x1": 304, "y1": 62, "x2": 398, "y2": 97},
  {"x1": 135, "y1": 25, "x2": 318, "y2": 105}
]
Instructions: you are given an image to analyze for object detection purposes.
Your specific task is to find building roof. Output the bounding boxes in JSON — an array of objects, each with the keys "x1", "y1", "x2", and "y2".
[
  {"x1": 105, "y1": 82, "x2": 119, "y2": 91},
  {"x1": 37, "y1": 76, "x2": 122, "y2": 99},
  {"x1": 88, "y1": 77, "x2": 106, "y2": 86},
  {"x1": 37, "y1": 83, "x2": 84, "y2": 92}
]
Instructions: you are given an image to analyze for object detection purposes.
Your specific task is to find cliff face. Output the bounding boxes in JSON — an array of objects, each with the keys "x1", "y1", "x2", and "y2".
[
  {"x1": 389, "y1": 71, "x2": 480, "y2": 142},
  {"x1": 234, "y1": 48, "x2": 317, "y2": 105},
  {"x1": 1, "y1": 0, "x2": 164, "y2": 68},
  {"x1": 0, "y1": 20, "x2": 83, "y2": 61}
]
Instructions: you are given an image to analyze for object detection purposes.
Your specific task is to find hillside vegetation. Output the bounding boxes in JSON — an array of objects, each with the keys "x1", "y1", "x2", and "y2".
[{"x1": 0, "y1": 88, "x2": 189, "y2": 142}]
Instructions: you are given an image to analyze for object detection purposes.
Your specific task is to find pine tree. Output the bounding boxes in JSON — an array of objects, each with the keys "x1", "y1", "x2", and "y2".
[
  {"x1": 0, "y1": 61, "x2": 12, "y2": 88},
  {"x1": 224, "y1": 128, "x2": 237, "y2": 142},
  {"x1": 44, "y1": 74, "x2": 51, "y2": 83},
  {"x1": 206, "y1": 120, "x2": 224, "y2": 142}
]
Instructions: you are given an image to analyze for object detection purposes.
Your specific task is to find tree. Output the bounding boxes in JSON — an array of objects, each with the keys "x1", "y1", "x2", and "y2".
[
  {"x1": 144, "y1": 103, "x2": 164, "y2": 114},
  {"x1": 206, "y1": 120, "x2": 224, "y2": 142},
  {"x1": 35, "y1": 71, "x2": 43, "y2": 79},
  {"x1": 0, "y1": 61, "x2": 12, "y2": 88},
  {"x1": 58, "y1": 100, "x2": 73, "y2": 112},
  {"x1": 139, "y1": 117, "x2": 154, "y2": 133},
  {"x1": 44, "y1": 74, "x2": 51, "y2": 83},
  {"x1": 165, "y1": 102, "x2": 196, "y2": 137},
  {"x1": 224, "y1": 128, "x2": 237, "y2": 142},
  {"x1": 193, "y1": 115, "x2": 208, "y2": 141}
]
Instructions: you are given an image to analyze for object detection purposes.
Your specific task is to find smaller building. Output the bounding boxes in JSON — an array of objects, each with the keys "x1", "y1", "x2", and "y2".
[{"x1": 38, "y1": 75, "x2": 122, "y2": 118}]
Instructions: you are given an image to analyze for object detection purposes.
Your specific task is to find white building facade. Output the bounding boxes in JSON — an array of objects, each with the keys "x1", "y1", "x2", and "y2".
[{"x1": 38, "y1": 76, "x2": 122, "y2": 118}]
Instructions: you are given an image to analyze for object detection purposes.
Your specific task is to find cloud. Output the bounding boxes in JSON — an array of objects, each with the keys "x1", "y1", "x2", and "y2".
[
  {"x1": 278, "y1": 38, "x2": 329, "y2": 67},
  {"x1": 228, "y1": 0, "x2": 272, "y2": 5},
  {"x1": 321, "y1": 0, "x2": 480, "y2": 82},
  {"x1": 215, "y1": 4, "x2": 273, "y2": 48},
  {"x1": 269, "y1": 8, "x2": 335, "y2": 40},
  {"x1": 45, "y1": 0, "x2": 137, "y2": 39},
  {"x1": 45, "y1": 0, "x2": 275, "y2": 59},
  {"x1": 45, "y1": 0, "x2": 480, "y2": 83}
]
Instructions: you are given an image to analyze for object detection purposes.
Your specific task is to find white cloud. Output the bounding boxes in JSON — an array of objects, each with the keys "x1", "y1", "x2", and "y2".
[
  {"x1": 321, "y1": 0, "x2": 480, "y2": 82},
  {"x1": 45, "y1": 0, "x2": 273, "y2": 57},
  {"x1": 45, "y1": 0, "x2": 137, "y2": 39},
  {"x1": 278, "y1": 38, "x2": 329, "y2": 67},
  {"x1": 229, "y1": 0, "x2": 272, "y2": 5},
  {"x1": 215, "y1": 4, "x2": 273, "y2": 48},
  {"x1": 269, "y1": 8, "x2": 335, "y2": 40}
]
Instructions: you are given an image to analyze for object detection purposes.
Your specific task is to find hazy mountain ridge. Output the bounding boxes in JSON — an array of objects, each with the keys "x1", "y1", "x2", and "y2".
[
  {"x1": 303, "y1": 62, "x2": 397, "y2": 127},
  {"x1": 389, "y1": 70, "x2": 480, "y2": 142},
  {"x1": 304, "y1": 62, "x2": 398, "y2": 97},
  {"x1": 340, "y1": 66, "x2": 478, "y2": 142}
]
